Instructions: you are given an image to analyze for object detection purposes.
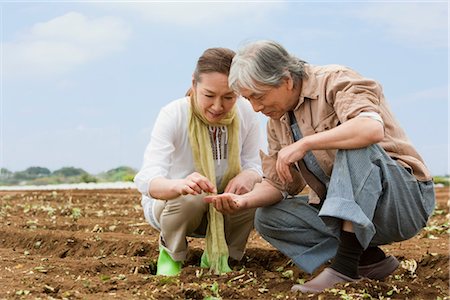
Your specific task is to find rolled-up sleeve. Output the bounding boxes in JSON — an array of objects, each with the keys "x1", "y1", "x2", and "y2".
[{"x1": 329, "y1": 70, "x2": 383, "y2": 123}]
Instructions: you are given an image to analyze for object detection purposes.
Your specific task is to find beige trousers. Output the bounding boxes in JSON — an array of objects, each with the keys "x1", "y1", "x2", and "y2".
[{"x1": 153, "y1": 193, "x2": 255, "y2": 262}]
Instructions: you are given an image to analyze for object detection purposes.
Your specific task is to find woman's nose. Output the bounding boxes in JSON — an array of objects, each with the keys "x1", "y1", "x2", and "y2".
[{"x1": 212, "y1": 98, "x2": 223, "y2": 110}]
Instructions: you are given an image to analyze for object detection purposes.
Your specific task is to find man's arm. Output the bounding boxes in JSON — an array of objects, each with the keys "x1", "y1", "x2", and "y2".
[
  {"x1": 204, "y1": 180, "x2": 283, "y2": 214},
  {"x1": 277, "y1": 117, "x2": 384, "y2": 184}
]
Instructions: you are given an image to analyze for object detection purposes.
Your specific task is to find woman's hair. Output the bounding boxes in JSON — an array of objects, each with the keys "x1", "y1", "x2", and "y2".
[
  {"x1": 186, "y1": 47, "x2": 236, "y2": 96},
  {"x1": 229, "y1": 40, "x2": 307, "y2": 94},
  {"x1": 193, "y1": 47, "x2": 236, "y2": 82}
]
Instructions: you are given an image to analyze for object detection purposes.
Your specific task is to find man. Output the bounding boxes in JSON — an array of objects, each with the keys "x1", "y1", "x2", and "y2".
[{"x1": 204, "y1": 40, "x2": 435, "y2": 293}]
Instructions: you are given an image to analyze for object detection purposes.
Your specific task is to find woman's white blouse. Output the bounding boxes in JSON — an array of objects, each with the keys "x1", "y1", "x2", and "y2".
[{"x1": 134, "y1": 97, "x2": 263, "y2": 198}]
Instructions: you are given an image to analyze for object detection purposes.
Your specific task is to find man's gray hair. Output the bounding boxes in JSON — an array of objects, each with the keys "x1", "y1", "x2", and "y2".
[{"x1": 229, "y1": 40, "x2": 307, "y2": 94}]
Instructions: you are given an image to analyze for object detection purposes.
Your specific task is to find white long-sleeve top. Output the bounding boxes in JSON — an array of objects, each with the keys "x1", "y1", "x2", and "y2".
[{"x1": 134, "y1": 96, "x2": 263, "y2": 198}]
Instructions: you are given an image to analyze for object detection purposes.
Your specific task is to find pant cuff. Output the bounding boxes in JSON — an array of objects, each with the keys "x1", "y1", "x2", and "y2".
[{"x1": 319, "y1": 197, "x2": 376, "y2": 249}]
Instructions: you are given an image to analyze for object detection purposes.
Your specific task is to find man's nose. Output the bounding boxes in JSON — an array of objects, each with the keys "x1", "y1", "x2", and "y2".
[{"x1": 250, "y1": 100, "x2": 264, "y2": 112}]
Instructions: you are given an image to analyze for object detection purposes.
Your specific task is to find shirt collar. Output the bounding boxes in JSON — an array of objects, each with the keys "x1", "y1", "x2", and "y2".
[{"x1": 293, "y1": 64, "x2": 318, "y2": 111}]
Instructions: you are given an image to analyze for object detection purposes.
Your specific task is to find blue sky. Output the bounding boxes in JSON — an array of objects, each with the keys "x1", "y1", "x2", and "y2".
[{"x1": 1, "y1": 1, "x2": 448, "y2": 176}]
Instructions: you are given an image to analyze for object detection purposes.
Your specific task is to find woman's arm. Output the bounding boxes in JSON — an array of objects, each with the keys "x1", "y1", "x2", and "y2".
[
  {"x1": 135, "y1": 100, "x2": 197, "y2": 198},
  {"x1": 149, "y1": 172, "x2": 216, "y2": 200},
  {"x1": 224, "y1": 169, "x2": 262, "y2": 195}
]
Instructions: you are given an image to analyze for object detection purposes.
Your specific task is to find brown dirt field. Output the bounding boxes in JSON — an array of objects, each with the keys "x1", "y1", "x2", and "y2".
[{"x1": 0, "y1": 187, "x2": 448, "y2": 299}]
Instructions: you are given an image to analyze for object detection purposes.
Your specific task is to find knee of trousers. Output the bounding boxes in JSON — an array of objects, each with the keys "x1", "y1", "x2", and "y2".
[
  {"x1": 254, "y1": 206, "x2": 273, "y2": 235},
  {"x1": 255, "y1": 201, "x2": 334, "y2": 242},
  {"x1": 160, "y1": 194, "x2": 208, "y2": 229},
  {"x1": 254, "y1": 206, "x2": 302, "y2": 237}
]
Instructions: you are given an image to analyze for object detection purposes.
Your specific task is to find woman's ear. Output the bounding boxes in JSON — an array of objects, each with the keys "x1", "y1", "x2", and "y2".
[{"x1": 186, "y1": 76, "x2": 197, "y2": 97}]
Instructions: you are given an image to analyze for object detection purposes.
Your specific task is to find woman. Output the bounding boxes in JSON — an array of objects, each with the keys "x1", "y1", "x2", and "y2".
[{"x1": 134, "y1": 48, "x2": 262, "y2": 276}]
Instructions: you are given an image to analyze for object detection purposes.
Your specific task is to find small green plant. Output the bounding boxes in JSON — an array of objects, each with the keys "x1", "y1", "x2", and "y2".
[
  {"x1": 71, "y1": 208, "x2": 82, "y2": 221},
  {"x1": 202, "y1": 281, "x2": 222, "y2": 300}
]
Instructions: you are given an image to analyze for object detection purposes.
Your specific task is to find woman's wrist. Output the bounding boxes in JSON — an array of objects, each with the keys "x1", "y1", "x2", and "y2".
[{"x1": 171, "y1": 179, "x2": 184, "y2": 197}]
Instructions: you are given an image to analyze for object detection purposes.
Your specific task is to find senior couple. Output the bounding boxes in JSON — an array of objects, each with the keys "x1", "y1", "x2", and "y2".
[{"x1": 134, "y1": 41, "x2": 435, "y2": 293}]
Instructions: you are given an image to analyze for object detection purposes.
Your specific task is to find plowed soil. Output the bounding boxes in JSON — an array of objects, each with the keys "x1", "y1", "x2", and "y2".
[{"x1": 0, "y1": 187, "x2": 448, "y2": 299}]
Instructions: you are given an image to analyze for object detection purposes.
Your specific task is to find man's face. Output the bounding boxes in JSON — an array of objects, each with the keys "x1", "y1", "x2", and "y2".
[{"x1": 240, "y1": 78, "x2": 296, "y2": 120}]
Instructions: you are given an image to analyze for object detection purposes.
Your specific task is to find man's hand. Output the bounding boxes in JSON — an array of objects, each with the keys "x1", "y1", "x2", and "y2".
[
  {"x1": 204, "y1": 193, "x2": 243, "y2": 214},
  {"x1": 276, "y1": 140, "x2": 306, "y2": 184}
]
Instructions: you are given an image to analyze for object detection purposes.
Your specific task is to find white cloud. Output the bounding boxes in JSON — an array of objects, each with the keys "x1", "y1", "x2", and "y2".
[
  {"x1": 4, "y1": 12, "x2": 131, "y2": 78},
  {"x1": 107, "y1": 2, "x2": 285, "y2": 26},
  {"x1": 354, "y1": 3, "x2": 447, "y2": 48}
]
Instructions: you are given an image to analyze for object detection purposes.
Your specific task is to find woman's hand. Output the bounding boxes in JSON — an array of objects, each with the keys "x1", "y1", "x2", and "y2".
[
  {"x1": 204, "y1": 193, "x2": 243, "y2": 214},
  {"x1": 276, "y1": 140, "x2": 307, "y2": 184},
  {"x1": 224, "y1": 169, "x2": 262, "y2": 195},
  {"x1": 178, "y1": 172, "x2": 217, "y2": 196}
]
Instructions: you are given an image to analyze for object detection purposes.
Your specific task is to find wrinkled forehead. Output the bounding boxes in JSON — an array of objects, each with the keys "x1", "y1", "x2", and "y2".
[{"x1": 239, "y1": 86, "x2": 272, "y2": 99}]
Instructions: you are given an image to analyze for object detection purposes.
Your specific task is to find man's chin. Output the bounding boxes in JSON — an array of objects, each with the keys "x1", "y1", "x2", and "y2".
[{"x1": 265, "y1": 113, "x2": 281, "y2": 120}]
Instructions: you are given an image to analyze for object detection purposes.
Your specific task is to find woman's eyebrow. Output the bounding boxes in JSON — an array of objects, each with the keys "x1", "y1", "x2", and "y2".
[
  {"x1": 203, "y1": 88, "x2": 234, "y2": 95},
  {"x1": 203, "y1": 88, "x2": 215, "y2": 94}
]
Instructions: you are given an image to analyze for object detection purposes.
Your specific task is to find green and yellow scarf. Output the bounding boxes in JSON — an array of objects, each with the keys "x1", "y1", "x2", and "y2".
[{"x1": 188, "y1": 94, "x2": 240, "y2": 274}]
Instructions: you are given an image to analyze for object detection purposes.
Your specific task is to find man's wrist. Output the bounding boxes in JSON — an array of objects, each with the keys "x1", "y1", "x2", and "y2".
[{"x1": 237, "y1": 194, "x2": 251, "y2": 210}]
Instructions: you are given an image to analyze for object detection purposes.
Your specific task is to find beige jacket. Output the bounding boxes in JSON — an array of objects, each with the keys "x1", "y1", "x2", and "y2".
[{"x1": 262, "y1": 64, "x2": 432, "y2": 198}]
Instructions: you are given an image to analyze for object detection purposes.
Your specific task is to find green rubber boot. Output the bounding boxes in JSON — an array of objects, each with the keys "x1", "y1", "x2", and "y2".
[
  {"x1": 200, "y1": 251, "x2": 210, "y2": 268},
  {"x1": 156, "y1": 247, "x2": 181, "y2": 276}
]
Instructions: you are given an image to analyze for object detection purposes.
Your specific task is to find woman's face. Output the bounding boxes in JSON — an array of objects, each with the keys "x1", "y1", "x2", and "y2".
[{"x1": 193, "y1": 72, "x2": 237, "y2": 124}]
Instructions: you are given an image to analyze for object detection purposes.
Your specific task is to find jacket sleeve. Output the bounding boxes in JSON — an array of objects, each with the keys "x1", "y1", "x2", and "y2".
[{"x1": 326, "y1": 68, "x2": 383, "y2": 123}]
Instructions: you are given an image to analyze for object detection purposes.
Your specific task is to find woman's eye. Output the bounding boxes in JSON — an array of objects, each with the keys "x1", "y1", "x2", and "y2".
[
  {"x1": 224, "y1": 96, "x2": 234, "y2": 100},
  {"x1": 205, "y1": 94, "x2": 214, "y2": 98}
]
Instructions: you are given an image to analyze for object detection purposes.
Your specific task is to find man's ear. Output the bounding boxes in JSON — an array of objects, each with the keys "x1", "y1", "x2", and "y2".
[{"x1": 285, "y1": 74, "x2": 294, "y2": 90}]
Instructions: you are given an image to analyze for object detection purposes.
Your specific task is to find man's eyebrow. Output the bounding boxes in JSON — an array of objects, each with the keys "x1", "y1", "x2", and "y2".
[{"x1": 249, "y1": 92, "x2": 263, "y2": 98}]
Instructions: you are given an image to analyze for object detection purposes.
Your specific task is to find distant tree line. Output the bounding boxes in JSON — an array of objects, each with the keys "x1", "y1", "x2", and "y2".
[
  {"x1": 0, "y1": 166, "x2": 137, "y2": 186},
  {"x1": 0, "y1": 166, "x2": 448, "y2": 187}
]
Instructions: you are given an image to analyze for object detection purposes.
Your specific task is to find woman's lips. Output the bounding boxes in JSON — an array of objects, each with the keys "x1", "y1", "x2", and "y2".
[{"x1": 208, "y1": 111, "x2": 223, "y2": 118}]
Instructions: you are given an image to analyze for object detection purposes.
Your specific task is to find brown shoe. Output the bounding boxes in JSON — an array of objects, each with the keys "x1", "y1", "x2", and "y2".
[
  {"x1": 358, "y1": 255, "x2": 399, "y2": 280},
  {"x1": 291, "y1": 268, "x2": 359, "y2": 293}
]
